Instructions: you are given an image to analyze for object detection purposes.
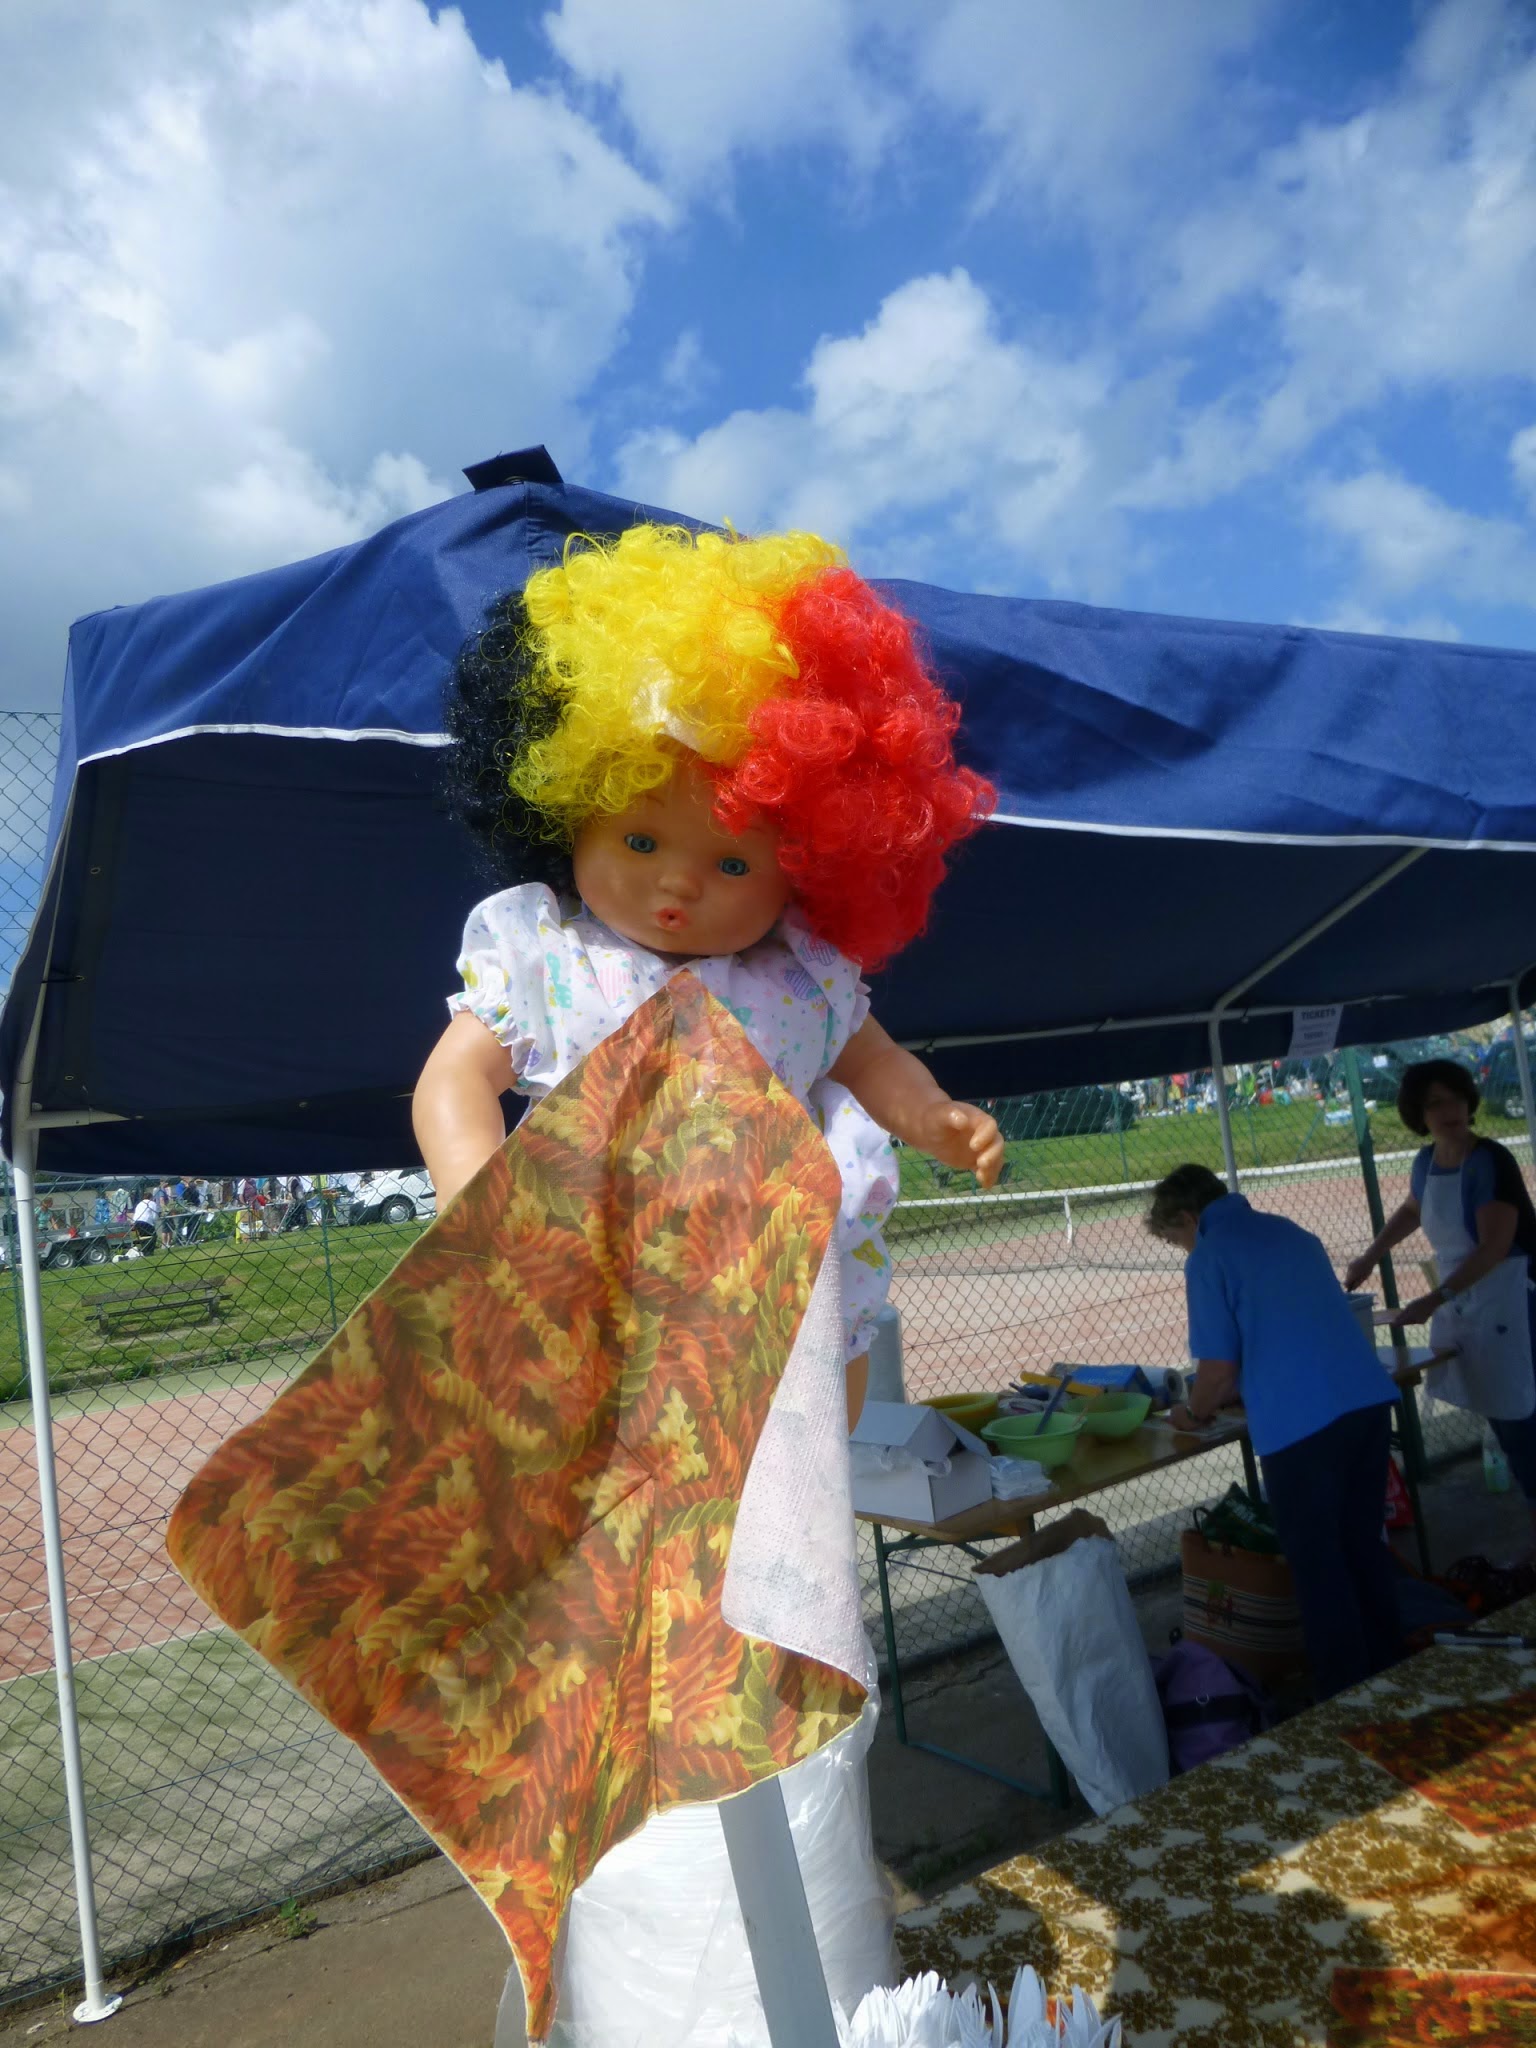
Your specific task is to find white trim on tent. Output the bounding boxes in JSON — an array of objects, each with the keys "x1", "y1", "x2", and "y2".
[
  {"x1": 988, "y1": 808, "x2": 1536, "y2": 855},
  {"x1": 77, "y1": 723, "x2": 451, "y2": 767}
]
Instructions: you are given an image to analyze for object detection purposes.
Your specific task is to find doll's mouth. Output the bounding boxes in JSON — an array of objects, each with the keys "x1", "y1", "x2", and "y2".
[{"x1": 654, "y1": 907, "x2": 689, "y2": 932}]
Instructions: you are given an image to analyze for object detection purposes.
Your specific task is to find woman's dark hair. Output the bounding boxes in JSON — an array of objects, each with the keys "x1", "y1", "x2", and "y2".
[
  {"x1": 439, "y1": 592, "x2": 573, "y2": 894},
  {"x1": 1396, "y1": 1059, "x2": 1480, "y2": 1137},
  {"x1": 1145, "y1": 1163, "x2": 1227, "y2": 1235}
]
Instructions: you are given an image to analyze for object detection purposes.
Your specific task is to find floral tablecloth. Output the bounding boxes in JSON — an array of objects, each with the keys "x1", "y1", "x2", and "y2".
[{"x1": 897, "y1": 1597, "x2": 1536, "y2": 2046}]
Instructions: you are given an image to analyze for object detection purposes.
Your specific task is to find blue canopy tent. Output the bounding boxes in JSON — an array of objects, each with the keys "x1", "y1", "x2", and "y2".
[
  {"x1": 6, "y1": 450, "x2": 1536, "y2": 1181},
  {"x1": 7, "y1": 447, "x2": 1536, "y2": 2026}
]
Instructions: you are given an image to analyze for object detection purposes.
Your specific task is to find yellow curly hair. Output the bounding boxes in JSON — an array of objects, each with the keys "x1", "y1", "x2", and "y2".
[{"x1": 509, "y1": 523, "x2": 844, "y2": 836}]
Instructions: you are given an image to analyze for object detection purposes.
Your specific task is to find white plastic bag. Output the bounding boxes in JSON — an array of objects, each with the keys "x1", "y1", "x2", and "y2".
[
  {"x1": 497, "y1": 1700, "x2": 893, "y2": 2047},
  {"x1": 976, "y1": 1535, "x2": 1168, "y2": 1816}
]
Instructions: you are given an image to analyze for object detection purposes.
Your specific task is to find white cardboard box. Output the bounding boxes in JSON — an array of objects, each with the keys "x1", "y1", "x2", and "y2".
[{"x1": 849, "y1": 1400, "x2": 993, "y2": 1523}]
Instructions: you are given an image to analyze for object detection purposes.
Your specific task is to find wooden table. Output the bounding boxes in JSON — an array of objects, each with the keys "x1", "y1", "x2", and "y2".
[
  {"x1": 859, "y1": 1349, "x2": 1451, "y2": 1804},
  {"x1": 895, "y1": 1598, "x2": 1536, "y2": 2044}
]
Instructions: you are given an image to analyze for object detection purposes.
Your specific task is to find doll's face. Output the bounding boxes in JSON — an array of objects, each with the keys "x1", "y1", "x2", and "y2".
[{"x1": 572, "y1": 755, "x2": 792, "y2": 957}]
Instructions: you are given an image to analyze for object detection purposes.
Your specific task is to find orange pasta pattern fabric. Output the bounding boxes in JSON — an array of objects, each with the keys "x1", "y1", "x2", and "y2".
[{"x1": 166, "y1": 972, "x2": 865, "y2": 2039}]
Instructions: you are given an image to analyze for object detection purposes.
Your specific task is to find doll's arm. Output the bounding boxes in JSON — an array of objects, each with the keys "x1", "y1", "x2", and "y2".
[
  {"x1": 828, "y1": 1016, "x2": 1004, "y2": 1189},
  {"x1": 412, "y1": 1011, "x2": 518, "y2": 1205}
]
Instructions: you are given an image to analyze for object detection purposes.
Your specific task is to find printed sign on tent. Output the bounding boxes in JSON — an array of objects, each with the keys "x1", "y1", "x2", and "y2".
[{"x1": 1286, "y1": 1004, "x2": 1343, "y2": 1059}]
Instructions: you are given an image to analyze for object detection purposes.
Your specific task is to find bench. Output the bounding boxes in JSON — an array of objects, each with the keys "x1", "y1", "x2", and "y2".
[
  {"x1": 85, "y1": 1279, "x2": 226, "y2": 1340},
  {"x1": 928, "y1": 1159, "x2": 1017, "y2": 1192}
]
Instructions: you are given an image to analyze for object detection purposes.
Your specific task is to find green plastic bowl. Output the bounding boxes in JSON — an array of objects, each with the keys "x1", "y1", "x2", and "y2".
[
  {"x1": 980, "y1": 1412, "x2": 1085, "y2": 1468},
  {"x1": 1077, "y1": 1391, "x2": 1153, "y2": 1438}
]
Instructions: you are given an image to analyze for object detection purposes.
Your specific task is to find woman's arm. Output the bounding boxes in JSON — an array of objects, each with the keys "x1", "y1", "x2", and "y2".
[
  {"x1": 1393, "y1": 1199, "x2": 1518, "y2": 1323},
  {"x1": 1343, "y1": 1196, "x2": 1421, "y2": 1293},
  {"x1": 412, "y1": 1011, "x2": 517, "y2": 1205},
  {"x1": 828, "y1": 1016, "x2": 1004, "y2": 1188},
  {"x1": 1169, "y1": 1356, "x2": 1240, "y2": 1432}
]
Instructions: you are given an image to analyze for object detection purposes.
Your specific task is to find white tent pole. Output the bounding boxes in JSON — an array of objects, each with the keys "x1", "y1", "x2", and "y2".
[
  {"x1": 11, "y1": 1004, "x2": 121, "y2": 2021},
  {"x1": 718, "y1": 1777, "x2": 840, "y2": 2047},
  {"x1": 1207, "y1": 1016, "x2": 1240, "y2": 1192},
  {"x1": 1509, "y1": 977, "x2": 1536, "y2": 1135},
  {"x1": 1197, "y1": 847, "x2": 1431, "y2": 1197}
]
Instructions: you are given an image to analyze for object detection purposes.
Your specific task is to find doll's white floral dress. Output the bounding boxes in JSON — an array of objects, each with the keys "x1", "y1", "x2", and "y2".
[{"x1": 447, "y1": 882, "x2": 898, "y2": 1362}]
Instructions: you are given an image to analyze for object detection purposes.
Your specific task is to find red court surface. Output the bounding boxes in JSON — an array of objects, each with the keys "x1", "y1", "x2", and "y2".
[{"x1": 1, "y1": 1161, "x2": 1393, "y2": 1686}]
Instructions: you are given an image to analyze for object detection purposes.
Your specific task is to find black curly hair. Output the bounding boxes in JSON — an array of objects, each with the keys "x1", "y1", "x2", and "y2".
[{"x1": 439, "y1": 591, "x2": 574, "y2": 894}]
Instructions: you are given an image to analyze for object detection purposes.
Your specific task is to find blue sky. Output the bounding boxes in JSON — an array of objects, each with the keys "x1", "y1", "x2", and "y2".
[{"x1": 1, "y1": 0, "x2": 1535, "y2": 713}]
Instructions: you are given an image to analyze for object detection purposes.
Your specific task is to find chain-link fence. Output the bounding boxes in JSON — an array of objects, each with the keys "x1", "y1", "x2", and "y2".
[{"x1": 0, "y1": 709, "x2": 1521, "y2": 2007}]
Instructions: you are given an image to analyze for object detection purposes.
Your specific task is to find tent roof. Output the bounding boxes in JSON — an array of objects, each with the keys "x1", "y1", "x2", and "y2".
[{"x1": 5, "y1": 450, "x2": 1536, "y2": 1173}]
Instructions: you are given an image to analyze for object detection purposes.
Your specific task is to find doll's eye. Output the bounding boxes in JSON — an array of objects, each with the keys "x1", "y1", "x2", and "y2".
[
  {"x1": 624, "y1": 833, "x2": 657, "y2": 854},
  {"x1": 718, "y1": 856, "x2": 750, "y2": 877}
]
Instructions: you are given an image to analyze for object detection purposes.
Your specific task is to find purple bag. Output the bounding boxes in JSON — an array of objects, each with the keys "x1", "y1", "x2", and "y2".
[{"x1": 1154, "y1": 1634, "x2": 1270, "y2": 1774}]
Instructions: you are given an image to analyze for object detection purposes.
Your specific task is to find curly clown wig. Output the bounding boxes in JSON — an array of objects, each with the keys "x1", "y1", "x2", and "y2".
[{"x1": 444, "y1": 523, "x2": 994, "y2": 971}]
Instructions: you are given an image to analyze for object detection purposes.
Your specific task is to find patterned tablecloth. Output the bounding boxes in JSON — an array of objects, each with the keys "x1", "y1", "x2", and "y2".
[{"x1": 896, "y1": 1597, "x2": 1536, "y2": 2046}]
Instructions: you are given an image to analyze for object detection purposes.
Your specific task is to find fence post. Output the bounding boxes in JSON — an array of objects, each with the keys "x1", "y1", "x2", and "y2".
[
  {"x1": 3, "y1": 1159, "x2": 27, "y2": 1373},
  {"x1": 318, "y1": 1184, "x2": 340, "y2": 1334},
  {"x1": 1341, "y1": 1049, "x2": 1423, "y2": 1476}
]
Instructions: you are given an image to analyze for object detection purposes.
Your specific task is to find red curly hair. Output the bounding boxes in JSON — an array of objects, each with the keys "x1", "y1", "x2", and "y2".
[{"x1": 711, "y1": 567, "x2": 995, "y2": 970}]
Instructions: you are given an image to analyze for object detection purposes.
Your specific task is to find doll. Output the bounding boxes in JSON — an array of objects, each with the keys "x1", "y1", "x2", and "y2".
[
  {"x1": 417, "y1": 521, "x2": 1001, "y2": 1421},
  {"x1": 167, "y1": 524, "x2": 1000, "y2": 2044}
]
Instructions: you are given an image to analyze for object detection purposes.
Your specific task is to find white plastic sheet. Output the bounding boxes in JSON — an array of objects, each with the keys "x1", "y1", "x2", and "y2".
[
  {"x1": 976, "y1": 1536, "x2": 1169, "y2": 1817},
  {"x1": 497, "y1": 1701, "x2": 893, "y2": 2047}
]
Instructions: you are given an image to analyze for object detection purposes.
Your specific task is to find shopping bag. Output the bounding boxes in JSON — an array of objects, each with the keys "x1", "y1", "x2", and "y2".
[
  {"x1": 1190, "y1": 1483, "x2": 1282, "y2": 1556},
  {"x1": 1180, "y1": 1525, "x2": 1306, "y2": 1685},
  {"x1": 974, "y1": 1532, "x2": 1169, "y2": 1816}
]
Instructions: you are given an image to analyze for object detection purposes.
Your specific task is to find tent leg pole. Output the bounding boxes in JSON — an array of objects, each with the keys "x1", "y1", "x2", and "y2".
[
  {"x1": 12, "y1": 1116, "x2": 121, "y2": 2024},
  {"x1": 1208, "y1": 1017, "x2": 1240, "y2": 1191},
  {"x1": 719, "y1": 1777, "x2": 840, "y2": 2046},
  {"x1": 1510, "y1": 980, "x2": 1536, "y2": 1137}
]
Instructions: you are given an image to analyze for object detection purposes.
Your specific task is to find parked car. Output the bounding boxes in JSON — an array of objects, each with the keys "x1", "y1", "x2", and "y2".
[
  {"x1": 335, "y1": 1169, "x2": 438, "y2": 1227},
  {"x1": 1324, "y1": 1038, "x2": 1477, "y2": 1106},
  {"x1": 1000, "y1": 1086, "x2": 1137, "y2": 1141},
  {"x1": 37, "y1": 1228, "x2": 123, "y2": 1270},
  {"x1": 1482, "y1": 1037, "x2": 1536, "y2": 1122}
]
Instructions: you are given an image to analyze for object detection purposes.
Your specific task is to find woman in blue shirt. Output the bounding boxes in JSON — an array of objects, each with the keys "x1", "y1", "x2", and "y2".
[
  {"x1": 1346, "y1": 1059, "x2": 1536, "y2": 1548},
  {"x1": 1150, "y1": 1163, "x2": 1402, "y2": 1699}
]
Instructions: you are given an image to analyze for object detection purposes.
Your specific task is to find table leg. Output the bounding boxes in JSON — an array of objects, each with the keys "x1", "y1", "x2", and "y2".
[
  {"x1": 1240, "y1": 1433, "x2": 1261, "y2": 1497},
  {"x1": 872, "y1": 1520, "x2": 908, "y2": 1745},
  {"x1": 1391, "y1": 1405, "x2": 1433, "y2": 1575}
]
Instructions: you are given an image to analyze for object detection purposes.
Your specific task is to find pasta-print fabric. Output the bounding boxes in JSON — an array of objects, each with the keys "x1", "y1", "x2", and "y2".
[
  {"x1": 167, "y1": 975, "x2": 867, "y2": 2043},
  {"x1": 448, "y1": 883, "x2": 897, "y2": 1361},
  {"x1": 896, "y1": 1600, "x2": 1536, "y2": 2046}
]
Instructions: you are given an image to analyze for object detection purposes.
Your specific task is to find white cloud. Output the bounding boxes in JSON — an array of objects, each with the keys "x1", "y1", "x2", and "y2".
[
  {"x1": 910, "y1": 0, "x2": 1276, "y2": 221},
  {"x1": 1512, "y1": 425, "x2": 1536, "y2": 511},
  {"x1": 1302, "y1": 603, "x2": 1465, "y2": 644},
  {"x1": 542, "y1": 0, "x2": 899, "y2": 189},
  {"x1": 0, "y1": 0, "x2": 672, "y2": 707},
  {"x1": 659, "y1": 329, "x2": 716, "y2": 405},
  {"x1": 1134, "y1": 0, "x2": 1536, "y2": 505},
  {"x1": 1309, "y1": 468, "x2": 1536, "y2": 612},
  {"x1": 615, "y1": 269, "x2": 1142, "y2": 594}
]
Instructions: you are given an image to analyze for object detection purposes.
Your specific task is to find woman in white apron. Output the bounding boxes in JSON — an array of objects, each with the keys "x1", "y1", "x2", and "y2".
[{"x1": 1345, "y1": 1059, "x2": 1536, "y2": 1548}]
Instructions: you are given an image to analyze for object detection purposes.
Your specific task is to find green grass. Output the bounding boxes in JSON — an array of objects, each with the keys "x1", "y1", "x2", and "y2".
[
  {"x1": 2, "y1": 1099, "x2": 1525, "y2": 1401},
  {"x1": 0, "y1": 1222, "x2": 426, "y2": 1404},
  {"x1": 893, "y1": 1097, "x2": 1529, "y2": 1213}
]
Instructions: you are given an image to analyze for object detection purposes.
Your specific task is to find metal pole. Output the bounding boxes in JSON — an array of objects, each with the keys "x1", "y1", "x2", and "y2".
[
  {"x1": 1509, "y1": 980, "x2": 1536, "y2": 1135},
  {"x1": 1341, "y1": 1045, "x2": 1412, "y2": 1340},
  {"x1": 12, "y1": 1110, "x2": 121, "y2": 2023},
  {"x1": 318, "y1": 1180, "x2": 339, "y2": 1333},
  {"x1": 718, "y1": 1777, "x2": 840, "y2": 2048},
  {"x1": 1208, "y1": 1017, "x2": 1240, "y2": 1192}
]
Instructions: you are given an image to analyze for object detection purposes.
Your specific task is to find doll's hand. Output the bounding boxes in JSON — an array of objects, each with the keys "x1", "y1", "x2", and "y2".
[{"x1": 921, "y1": 1102, "x2": 1005, "y2": 1189}]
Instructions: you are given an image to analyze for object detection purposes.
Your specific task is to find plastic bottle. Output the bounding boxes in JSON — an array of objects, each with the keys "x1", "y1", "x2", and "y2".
[{"x1": 1484, "y1": 1425, "x2": 1512, "y2": 1494}]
